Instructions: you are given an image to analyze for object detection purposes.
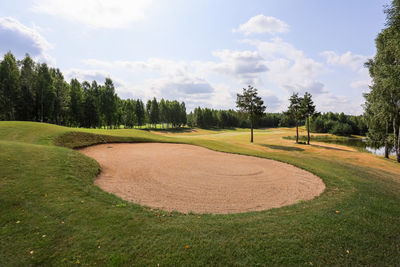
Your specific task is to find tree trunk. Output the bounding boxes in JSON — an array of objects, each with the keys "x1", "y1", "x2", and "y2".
[
  {"x1": 398, "y1": 123, "x2": 400, "y2": 163},
  {"x1": 40, "y1": 102, "x2": 43, "y2": 122},
  {"x1": 296, "y1": 120, "x2": 299, "y2": 143},
  {"x1": 394, "y1": 118, "x2": 399, "y2": 162},
  {"x1": 384, "y1": 121, "x2": 389, "y2": 159},
  {"x1": 307, "y1": 116, "x2": 310, "y2": 145},
  {"x1": 250, "y1": 120, "x2": 254, "y2": 143}
]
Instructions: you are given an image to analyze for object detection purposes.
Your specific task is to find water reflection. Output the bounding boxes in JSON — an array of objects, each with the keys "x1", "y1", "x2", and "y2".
[
  {"x1": 366, "y1": 146, "x2": 395, "y2": 156},
  {"x1": 287, "y1": 135, "x2": 396, "y2": 156}
]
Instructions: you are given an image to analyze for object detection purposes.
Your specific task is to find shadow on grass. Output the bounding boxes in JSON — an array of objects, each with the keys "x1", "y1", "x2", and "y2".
[
  {"x1": 142, "y1": 128, "x2": 195, "y2": 133},
  {"x1": 261, "y1": 144, "x2": 304, "y2": 152},
  {"x1": 143, "y1": 127, "x2": 241, "y2": 133},
  {"x1": 311, "y1": 144, "x2": 352, "y2": 152}
]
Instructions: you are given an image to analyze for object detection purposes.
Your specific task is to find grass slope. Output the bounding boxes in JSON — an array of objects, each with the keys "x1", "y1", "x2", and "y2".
[{"x1": 1, "y1": 121, "x2": 400, "y2": 266}]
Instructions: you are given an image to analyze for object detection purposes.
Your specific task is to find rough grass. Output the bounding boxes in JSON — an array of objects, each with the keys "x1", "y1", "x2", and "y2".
[{"x1": 1, "y1": 121, "x2": 400, "y2": 266}]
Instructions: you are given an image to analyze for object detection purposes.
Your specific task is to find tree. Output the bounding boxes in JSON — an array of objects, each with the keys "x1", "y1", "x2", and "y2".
[
  {"x1": 0, "y1": 52, "x2": 20, "y2": 120},
  {"x1": 101, "y1": 78, "x2": 117, "y2": 128},
  {"x1": 180, "y1": 102, "x2": 187, "y2": 127},
  {"x1": 122, "y1": 99, "x2": 136, "y2": 128},
  {"x1": 286, "y1": 93, "x2": 303, "y2": 143},
  {"x1": 82, "y1": 81, "x2": 100, "y2": 128},
  {"x1": 135, "y1": 99, "x2": 145, "y2": 127},
  {"x1": 18, "y1": 54, "x2": 36, "y2": 121},
  {"x1": 51, "y1": 68, "x2": 69, "y2": 125},
  {"x1": 69, "y1": 78, "x2": 83, "y2": 126},
  {"x1": 236, "y1": 85, "x2": 266, "y2": 142},
  {"x1": 145, "y1": 99, "x2": 152, "y2": 126},
  {"x1": 364, "y1": 90, "x2": 392, "y2": 158},
  {"x1": 150, "y1": 97, "x2": 159, "y2": 128},
  {"x1": 193, "y1": 107, "x2": 204, "y2": 128},
  {"x1": 159, "y1": 98, "x2": 167, "y2": 128},
  {"x1": 35, "y1": 63, "x2": 55, "y2": 122},
  {"x1": 364, "y1": 0, "x2": 400, "y2": 162},
  {"x1": 0, "y1": 52, "x2": 189, "y2": 130},
  {"x1": 301, "y1": 92, "x2": 316, "y2": 145}
]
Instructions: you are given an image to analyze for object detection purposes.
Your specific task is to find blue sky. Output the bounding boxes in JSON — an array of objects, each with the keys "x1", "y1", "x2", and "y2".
[{"x1": 0, "y1": 0, "x2": 390, "y2": 114}]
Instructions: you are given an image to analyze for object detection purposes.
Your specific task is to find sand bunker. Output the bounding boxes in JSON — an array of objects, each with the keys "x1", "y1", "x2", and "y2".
[{"x1": 79, "y1": 143, "x2": 325, "y2": 214}]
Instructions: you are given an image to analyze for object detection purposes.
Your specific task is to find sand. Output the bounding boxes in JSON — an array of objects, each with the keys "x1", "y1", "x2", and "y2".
[{"x1": 79, "y1": 143, "x2": 325, "y2": 214}]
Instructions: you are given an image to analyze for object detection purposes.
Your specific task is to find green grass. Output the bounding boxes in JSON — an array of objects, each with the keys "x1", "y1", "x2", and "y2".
[{"x1": 1, "y1": 121, "x2": 400, "y2": 266}]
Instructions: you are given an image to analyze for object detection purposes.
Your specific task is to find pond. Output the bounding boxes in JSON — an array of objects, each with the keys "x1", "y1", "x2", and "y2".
[{"x1": 366, "y1": 146, "x2": 395, "y2": 156}]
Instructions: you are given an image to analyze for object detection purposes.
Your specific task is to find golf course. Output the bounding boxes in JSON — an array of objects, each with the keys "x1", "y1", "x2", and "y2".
[
  {"x1": 2, "y1": 1, "x2": 400, "y2": 265},
  {"x1": 1, "y1": 121, "x2": 399, "y2": 265}
]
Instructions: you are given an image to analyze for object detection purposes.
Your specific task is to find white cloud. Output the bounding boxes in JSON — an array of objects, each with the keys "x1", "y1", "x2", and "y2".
[
  {"x1": 151, "y1": 75, "x2": 214, "y2": 97},
  {"x1": 83, "y1": 58, "x2": 190, "y2": 77},
  {"x1": 321, "y1": 51, "x2": 368, "y2": 71},
  {"x1": 80, "y1": 35, "x2": 372, "y2": 114},
  {"x1": 315, "y1": 93, "x2": 363, "y2": 115},
  {"x1": 64, "y1": 68, "x2": 111, "y2": 83},
  {"x1": 233, "y1": 15, "x2": 289, "y2": 35},
  {"x1": 195, "y1": 49, "x2": 269, "y2": 86},
  {"x1": 350, "y1": 68, "x2": 371, "y2": 91},
  {"x1": 31, "y1": 0, "x2": 152, "y2": 29},
  {"x1": 0, "y1": 17, "x2": 54, "y2": 64},
  {"x1": 64, "y1": 68, "x2": 143, "y2": 99},
  {"x1": 245, "y1": 38, "x2": 327, "y2": 95},
  {"x1": 83, "y1": 51, "x2": 269, "y2": 87}
]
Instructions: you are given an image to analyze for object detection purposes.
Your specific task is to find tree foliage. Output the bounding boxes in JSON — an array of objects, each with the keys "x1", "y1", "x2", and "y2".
[
  {"x1": 364, "y1": 0, "x2": 400, "y2": 161},
  {"x1": 236, "y1": 85, "x2": 266, "y2": 142},
  {"x1": 0, "y1": 52, "x2": 185, "y2": 129},
  {"x1": 286, "y1": 93, "x2": 303, "y2": 143}
]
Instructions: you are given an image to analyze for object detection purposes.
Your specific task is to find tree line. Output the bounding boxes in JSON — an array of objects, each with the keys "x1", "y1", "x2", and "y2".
[
  {"x1": 187, "y1": 108, "x2": 295, "y2": 129},
  {"x1": 0, "y1": 52, "x2": 186, "y2": 128},
  {"x1": 364, "y1": 0, "x2": 400, "y2": 161},
  {"x1": 1, "y1": 52, "x2": 369, "y2": 141},
  {"x1": 310, "y1": 112, "x2": 367, "y2": 136}
]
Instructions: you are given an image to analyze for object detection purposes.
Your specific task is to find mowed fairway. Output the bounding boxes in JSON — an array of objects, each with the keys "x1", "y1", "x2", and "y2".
[{"x1": 1, "y1": 121, "x2": 400, "y2": 265}]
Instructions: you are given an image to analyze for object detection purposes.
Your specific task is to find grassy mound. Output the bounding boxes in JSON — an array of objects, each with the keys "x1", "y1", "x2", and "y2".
[{"x1": 1, "y1": 121, "x2": 400, "y2": 265}]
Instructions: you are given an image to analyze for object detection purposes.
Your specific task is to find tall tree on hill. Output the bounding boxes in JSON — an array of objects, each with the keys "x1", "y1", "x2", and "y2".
[
  {"x1": 236, "y1": 85, "x2": 266, "y2": 143},
  {"x1": 51, "y1": 68, "x2": 69, "y2": 125},
  {"x1": 82, "y1": 81, "x2": 101, "y2": 128},
  {"x1": 301, "y1": 92, "x2": 316, "y2": 145},
  {"x1": 18, "y1": 54, "x2": 36, "y2": 121},
  {"x1": 90, "y1": 80, "x2": 103, "y2": 128},
  {"x1": 35, "y1": 63, "x2": 55, "y2": 123},
  {"x1": 286, "y1": 93, "x2": 303, "y2": 143},
  {"x1": 102, "y1": 78, "x2": 117, "y2": 128},
  {"x1": 69, "y1": 78, "x2": 83, "y2": 126},
  {"x1": 0, "y1": 52, "x2": 20, "y2": 120}
]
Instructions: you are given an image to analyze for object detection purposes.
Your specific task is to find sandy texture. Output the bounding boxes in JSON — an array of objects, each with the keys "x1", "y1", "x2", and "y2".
[{"x1": 79, "y1": 143, "x2": 325, "y2": 214}]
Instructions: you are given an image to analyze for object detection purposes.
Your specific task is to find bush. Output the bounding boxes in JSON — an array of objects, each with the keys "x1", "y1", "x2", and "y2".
[
  {"x1": 310, "y1": 117, "x2": 326, "y2": 133},
  {"x1": 329, "y1": 122, "x2": 353, "y2": 136}
]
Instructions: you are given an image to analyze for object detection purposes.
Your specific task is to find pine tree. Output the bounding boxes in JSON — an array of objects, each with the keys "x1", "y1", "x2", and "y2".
[
  {"x1": 286, "y1": 93, "x2": 303, "y2": 143},
  {"x1": 0, "y1": 52, "x2": 20, "y2": 120},
  {"x1": 236, "y1": 85, "x2": 266, "y2": 142},
  {"x1": 301, "y1": 92, "x2": 316, "y2": 145}
]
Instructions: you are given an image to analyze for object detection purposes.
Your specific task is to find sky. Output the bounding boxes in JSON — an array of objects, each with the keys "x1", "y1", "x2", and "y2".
[{"x1": 0, "y1": 0, "x2": 391, "y2": 114}]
